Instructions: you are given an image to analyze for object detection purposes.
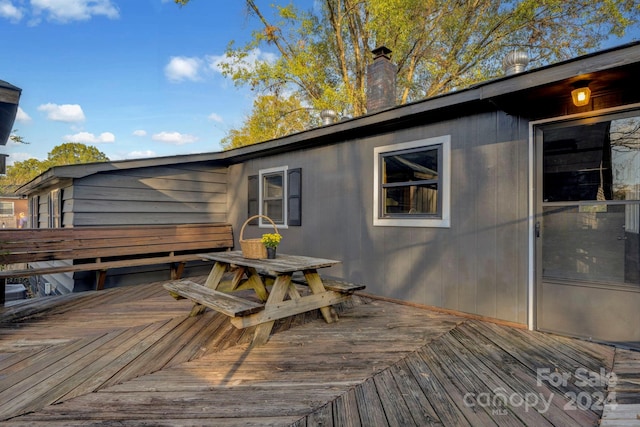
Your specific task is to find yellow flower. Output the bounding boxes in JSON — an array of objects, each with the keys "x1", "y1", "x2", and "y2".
[{"x1": 261, "y1": 233, "x2": 282, "y2": 248}]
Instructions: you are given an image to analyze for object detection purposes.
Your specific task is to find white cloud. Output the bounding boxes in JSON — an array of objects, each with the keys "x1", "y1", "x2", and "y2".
[
  {"x1": 152, "y1": 131, "x2": 198, "y2": 145},
  {"x1": 15, "y1": 107, "x2": 31, "y2": 123},
  {"x1": 127, "y1": 150, "x2": 156, "y2": 159},
  {"x1": 208, "y1": 113, "x2": 223, "y2": 123},
  {"x1": 164, "y1": 49, "x2": 277, "y2": 84},
  {"x1": 0, "y1": 1, "x2": 23, "y2": 22},
  {"x1": 165, "y1": 56, "x2": 203, "y2": 82},
  {"x1": 38, "y1": 103, "x2": 85, "y2": 122},
  {"x1": 6, "y1": 152, "x2": 36, "y2": 165},
  {"x1": 64, "y1": 131, "x2": 115, "y2": 144},
  {"x1": 207, "y1": 48, "x2": 277, "y2": 74},
  {"x1": 132, "y1": 129, "x2": 147, "y2": 137},
  {"x1": 31, "y1": 0, "x2": 119, "y2": 23}
]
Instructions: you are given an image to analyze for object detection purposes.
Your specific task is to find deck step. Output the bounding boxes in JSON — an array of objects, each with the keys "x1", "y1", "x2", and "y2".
[{"x1": 164, "y1": 280, "x2": 264, "y2": 317}]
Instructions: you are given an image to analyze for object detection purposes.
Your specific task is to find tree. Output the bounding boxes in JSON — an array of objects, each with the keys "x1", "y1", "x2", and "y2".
[
  {"x1": 47, "y1": 142, "x2": 109, "y2": 165},
  {"x1": 9, "y1": 130, "x2": 29, "y2": 145},
  {"x1": 0, "y1": 142, "x2": 109, "y2": 193},
  {"x1": 176, "y1": 0, "x2": 639, "y2": 147},
  {"x1": 221, "y1": 94, "x2": 318, "y2": 149},
  {"x1": 0, "y1": 158, "x2": 48, "y2": 192}
]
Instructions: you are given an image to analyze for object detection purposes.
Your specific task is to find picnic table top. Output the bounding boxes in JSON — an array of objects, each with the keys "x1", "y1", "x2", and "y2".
[{"x1": 200, "y1": 251, "x2": 341, "y2": 273}]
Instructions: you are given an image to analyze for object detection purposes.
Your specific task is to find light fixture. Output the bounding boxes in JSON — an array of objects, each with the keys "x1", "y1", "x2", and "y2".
[{"x1": 571, "y1": 82, "x2": 591, "y2": 107}]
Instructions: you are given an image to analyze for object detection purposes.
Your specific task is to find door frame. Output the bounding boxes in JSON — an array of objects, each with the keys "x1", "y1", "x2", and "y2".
[{"x1": 527, "y1": 102, "x2": 640, "y2": 331}]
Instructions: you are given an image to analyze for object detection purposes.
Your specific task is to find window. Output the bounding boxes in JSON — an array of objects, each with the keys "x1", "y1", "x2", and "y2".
[
  {"x1": 248, "y1": 167, "x2": 302, "y2": 227},
  {"x1": 262, "y1": 169, "x2": 285, "y2": 223},
  {"x1": 30, "y1": 196, "x2": 39, "y2": 228},
  {"x1": 374, "y1": 135, "x2": 450, "y2": 227},
  {"x1": 0, "y1": 201, "x2": 14, "y2": 216},
  {"x1": 48, "y1": 189, "x2": 62, "y2": 228}
]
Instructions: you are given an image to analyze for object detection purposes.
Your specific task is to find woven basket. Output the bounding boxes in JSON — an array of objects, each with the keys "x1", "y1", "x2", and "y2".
[{"x1": 239, "y1": 215, "x2": 279, "y2": 259}]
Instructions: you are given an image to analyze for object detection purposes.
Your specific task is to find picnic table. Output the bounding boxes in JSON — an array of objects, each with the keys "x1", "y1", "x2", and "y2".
[{"x1": 164, "y1": 250, "x2": 364, "y2": 346}]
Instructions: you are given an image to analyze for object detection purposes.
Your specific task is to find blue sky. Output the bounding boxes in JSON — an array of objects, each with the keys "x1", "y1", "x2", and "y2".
[
  {"x1": 0, "y1": 0, "x2": 310, "y2": 164},
  {"x1": 0, "y1": 0, "x2": 637, "y2": 165}
]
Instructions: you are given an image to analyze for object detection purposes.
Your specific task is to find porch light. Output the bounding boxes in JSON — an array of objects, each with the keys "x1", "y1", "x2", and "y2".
[{"x1": 571, "y1": 82, "x2": 591, "y2": 107}]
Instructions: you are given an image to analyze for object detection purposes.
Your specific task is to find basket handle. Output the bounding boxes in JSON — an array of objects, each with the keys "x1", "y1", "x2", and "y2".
[{"x1": 240, "y1": 215, "x2": 279, "y2": 240}]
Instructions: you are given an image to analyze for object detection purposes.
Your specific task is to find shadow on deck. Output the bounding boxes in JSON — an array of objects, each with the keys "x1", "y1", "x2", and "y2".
[{"x1": 0, "y1": 277, "x2": 638, "y2": 426}]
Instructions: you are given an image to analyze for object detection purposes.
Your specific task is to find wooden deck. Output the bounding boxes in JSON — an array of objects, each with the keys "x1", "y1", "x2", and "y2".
[{"x1": 0, "y1": 276, "x2": 638, "y2": 426}]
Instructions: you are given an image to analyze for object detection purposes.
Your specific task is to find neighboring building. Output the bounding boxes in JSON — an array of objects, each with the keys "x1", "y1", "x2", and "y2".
[
  {"x1": 0, "y1": 194, "x2": 28, "y2": 229},
  {"x1": 15, "y1": 157, "x2": 228, "y2": 293},
  {"x1": 17, "y1": 42, "x2": 640, "y2": 349}
]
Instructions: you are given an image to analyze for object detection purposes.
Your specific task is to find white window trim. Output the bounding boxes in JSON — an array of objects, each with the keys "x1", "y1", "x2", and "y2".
[
  {"x1": 373, "y1": 135, "x2": 451, "y2": 228},
  {"x1": 49, "y1": 189, "x2": 62, "y2": 228},
  {"x1": 259, "y1": 165, "x2": 289, "y2": 229}
]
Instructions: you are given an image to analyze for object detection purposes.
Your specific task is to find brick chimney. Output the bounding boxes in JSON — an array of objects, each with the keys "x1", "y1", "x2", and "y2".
[{"x1": 366, "y1": 46, "x2": 396, "y2": 113}]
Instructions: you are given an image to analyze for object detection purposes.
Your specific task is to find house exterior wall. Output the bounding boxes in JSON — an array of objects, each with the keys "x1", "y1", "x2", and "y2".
[
  {"x1": 26, "y1": 162, "x2": 228, "y2": 294},
  {"x1": 65, "y1": 164, "x2": 227, "y2": 226},
  {"x1": 228, "y1": 110, "x2": 530, "y2": 325}
]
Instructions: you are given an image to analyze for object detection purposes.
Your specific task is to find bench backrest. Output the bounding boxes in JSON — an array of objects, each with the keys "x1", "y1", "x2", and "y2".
[{"x1": 0, "y1": 223, "x2": 234, "y2": 265}]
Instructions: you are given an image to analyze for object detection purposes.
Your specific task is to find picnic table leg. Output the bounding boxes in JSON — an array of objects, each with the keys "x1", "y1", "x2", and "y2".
[
  {"x1": 191, "y1": 261, "x2": 229, "y2": 316},
  {"x1": 96, "y1": 270, "x2": 107, "y2": 291},
  {"x1": 170, "y1": 261, "x2": 186, "y2": 280},
  {"x1": 230, "y1": 267, "x2": 245, "y2": 289},
  {"x1": 244, "y1": 268, "x2": 269, "y2": 302},
  {"x1": 304, "y1": 269, "x2": 339, "y2": 323},
  {"x1": 219, "y1": 267, "x2": 269, "y2": 301},
  {"x1": 251, "y1": 273, "x2": 291, "y2": 346},
  {"x1": 204, "y1": 262, "x2": 228, "y2": 289}
]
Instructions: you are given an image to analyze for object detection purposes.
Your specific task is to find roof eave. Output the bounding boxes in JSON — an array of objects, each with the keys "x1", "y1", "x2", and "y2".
[
  {"x1": 18, "y1": 41, "x2": 640, "y2": 192},
  {"x1": 221, "y1": 41, "x2": 640, "y2": 161}
]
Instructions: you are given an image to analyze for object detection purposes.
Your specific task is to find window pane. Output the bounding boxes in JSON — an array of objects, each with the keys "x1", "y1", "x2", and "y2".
[
  {"x1": 611, "y1": 117, "x2": 640, "y2": 201},
  {"x1": 542, "y1": 203, "x2": 640, "y2": 287},
  {"x1": 0, "y1": 202, "x2": 13, "y2": 215},
  {"x1": 384, "y1": 149, "x2": 438, "y2": 184},
  {"x1": 383, "y1": 184, "x2": 438, "y2": 215},
  {"x1": 264, "y1": 174, "x2": 283, "y2": 198},
  {"x1": 262, "y1": 171, "x2": 284, "y2": 223},
  {"x1": 543, "y1": 114, "x2": 640, "y2": 202},
  {"x1": 263, "y1": 200, "x2": 283, "y2": 222}
]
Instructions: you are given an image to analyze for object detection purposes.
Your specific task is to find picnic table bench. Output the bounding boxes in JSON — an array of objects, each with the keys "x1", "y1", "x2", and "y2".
[
  {"x1": 165, "y1": 250, "x2": 365, "y2": 346},
  {"x1": 0, "y1": 223, "x2": 234, "y2": 301}
]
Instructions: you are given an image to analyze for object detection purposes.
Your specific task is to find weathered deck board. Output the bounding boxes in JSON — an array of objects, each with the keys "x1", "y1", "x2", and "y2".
[
  {"x1": 449, "y1": 324, "x2": 598, "y2": 427},
  {"x1": 403, "y1": 351, "x2": 473, "y2": 427},
  {"x1": 354, "y1": 377, "x2": 388, "y2": 427},
  {"x1": 0, "y1": 277, "x2": 635, "y2": 426},
  {"x1": 387, "y1": 360, "x2": 440, "y2": 425},
  {"x1": 332, "y1": 387, "x2": 362, "y2": 427},
  {"x1": 600, "y1": 348, "x2": 640, "y2": 425}
]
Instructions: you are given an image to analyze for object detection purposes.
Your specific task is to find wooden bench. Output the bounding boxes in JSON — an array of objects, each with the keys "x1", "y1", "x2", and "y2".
[
  {"x1": 164, "y1": 279, "x2": 264, "y2": 317},
  {"x1": 291, "y1": 276, "x2": 365, "y2": 294},
  {"x1": 0, "y1": 223, "x2": 234, "y2": 298},
  {"x1": 165, "y1": 275, "x2": 364, "y2": 322},
  {"x1": 308, "y1": 278, "x2": 364, "y2": 293}
]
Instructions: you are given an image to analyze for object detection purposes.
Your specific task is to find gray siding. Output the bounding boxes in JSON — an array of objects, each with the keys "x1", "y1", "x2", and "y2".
[
  {"x1": 66, "y1": 164, "x2": 227, "y2": 226},
  {"x1": 228, "y1": 111, "x2": 530, "y2": 325},
  {"x1": 28, "y1": 162, "x2": 228, "y2": 294}
]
